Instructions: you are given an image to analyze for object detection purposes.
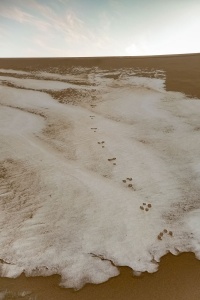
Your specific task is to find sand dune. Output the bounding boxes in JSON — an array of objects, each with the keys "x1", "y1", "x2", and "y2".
[{"x1": 0, "y1": 54, "x2": 200, "y2": 299}]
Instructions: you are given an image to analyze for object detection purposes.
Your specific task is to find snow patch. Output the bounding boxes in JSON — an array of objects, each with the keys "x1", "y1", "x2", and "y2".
[{"x1": 0, "y1": 67, "x2": 200, "y2": 289}]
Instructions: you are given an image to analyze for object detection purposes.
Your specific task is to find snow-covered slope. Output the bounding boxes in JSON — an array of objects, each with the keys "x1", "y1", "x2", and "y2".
[{"x1": 0, "y1": 68, "x2": 200, "y2": 289}]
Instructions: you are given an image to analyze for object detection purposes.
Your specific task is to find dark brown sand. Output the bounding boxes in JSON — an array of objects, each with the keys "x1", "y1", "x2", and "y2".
[
  {"x1": 1, "y1": 253, "x2": 200, "y2": 300},
  {"x1": 0, "y1": 54, "x2": 200, "y2": 299},
  {"x1": 0, "y1": 53, "x2": 200, "y2": 98}
]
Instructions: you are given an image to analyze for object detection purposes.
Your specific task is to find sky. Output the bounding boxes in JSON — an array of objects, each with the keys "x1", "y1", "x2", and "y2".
[{"x1": 0, "y1": 0, "x2": 200, "y2": 57}]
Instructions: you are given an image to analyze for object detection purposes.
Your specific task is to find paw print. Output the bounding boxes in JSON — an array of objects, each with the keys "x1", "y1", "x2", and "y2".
[
  {"x1": 122, "y1": 178, "x2": 135, "y2": 189},
  {"x1": 139, "y1": 203, "x2": 152, "y2": 211},
  {"x1": 108, "y1": 158, "x2": 116, "y2": 165},
  {"x1": 98, "y1": 141, "x2": 105, "y2": 148},
  {"x1": 91, "y1": 127, "x2": 97, "y2": 132},
  {"x1": 157, "y1": 229, "x2": 173, "y2": 240}
]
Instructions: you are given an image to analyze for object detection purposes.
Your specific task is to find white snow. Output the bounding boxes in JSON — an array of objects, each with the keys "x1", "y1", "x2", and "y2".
[
  {"x1": 0, "y1": 69, "x2": 30, "y2": 75},
  {"x1": 0, "y1": 76, "x2": 94, "y2": 91},
  {"x1": 0, "y1": 68, "x2": 200, "y2": 289},
  {"x1": 35, "y1": 71, "x2": 80, "y2": 81},
  {"x1": 184, "y1": 209, "x2": 200, "y2": 259}
]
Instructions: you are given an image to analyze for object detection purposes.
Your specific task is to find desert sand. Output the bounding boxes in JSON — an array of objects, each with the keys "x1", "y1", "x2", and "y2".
[{"x1": 0, "y1": 54, "x2": 200, "y2": 299}]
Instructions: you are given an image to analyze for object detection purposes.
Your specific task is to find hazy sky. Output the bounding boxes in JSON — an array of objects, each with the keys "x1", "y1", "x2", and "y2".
[{"x1": 0, "y1": 0, "x2": 200, "y2": 57}]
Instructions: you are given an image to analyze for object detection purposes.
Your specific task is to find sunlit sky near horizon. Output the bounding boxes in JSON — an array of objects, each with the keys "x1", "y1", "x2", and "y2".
[{"x1": 0, "y1": 0, "x2": 200, "y2": 57}]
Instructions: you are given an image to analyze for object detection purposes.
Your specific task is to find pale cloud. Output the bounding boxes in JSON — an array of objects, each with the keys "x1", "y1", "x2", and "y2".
[
  {"x1": 0, "y1": 3, "x2": 51, "y2": 31},
  {"x1": 30, "y1": 2, "x2": 113, "y2": 53},
  {"x1": 61, "y1": 12, "x2": 92, "y2": 41},
  {"x1": 0, "y1": 5, "x2": 30, "y2": 23},
  {"x1": 1, "y1": 0, "x2": 199, "y2": 57},
  {"x1": 27, "y1": 0, "x2": 56, "y2": 19},
  {"x1": 0, "y1": 0, "x2": 116, "y2": 57},
  {"x1": 18, "y1": 1, "x2": 95, "y2": 42}
]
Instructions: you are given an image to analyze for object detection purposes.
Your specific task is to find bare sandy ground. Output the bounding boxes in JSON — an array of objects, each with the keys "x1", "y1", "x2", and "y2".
[
  {"x1": 1, "y1": 253, "x2": 200, "y2": 300},
  {"x1": 0, "y1": 54, "x2": 200, "y2": 299},
  {"x1": 0, "y1": 53, "x2": 200, "y2": 98}
]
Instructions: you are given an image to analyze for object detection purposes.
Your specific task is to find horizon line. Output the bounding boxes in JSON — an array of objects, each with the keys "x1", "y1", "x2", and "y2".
[{"x1": 0, "y1": 52, "x2": 200, "y2": 60}]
